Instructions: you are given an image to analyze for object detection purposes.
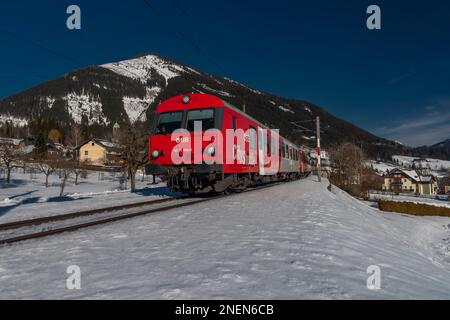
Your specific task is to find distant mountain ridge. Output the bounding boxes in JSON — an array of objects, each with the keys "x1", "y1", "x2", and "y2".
[{"x1": 0, "y1": 53, "x2": 447, "y2": 160}]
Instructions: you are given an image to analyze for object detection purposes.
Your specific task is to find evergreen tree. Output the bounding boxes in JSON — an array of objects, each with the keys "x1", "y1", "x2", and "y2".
[{"x1": 34, "y1": 132, "x2": 48, "y2": 158}]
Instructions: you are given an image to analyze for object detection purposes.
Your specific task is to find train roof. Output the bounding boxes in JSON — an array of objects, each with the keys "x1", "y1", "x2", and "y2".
[{"x1": 157, "y1": 93, "x2": 300, "y2": 149}]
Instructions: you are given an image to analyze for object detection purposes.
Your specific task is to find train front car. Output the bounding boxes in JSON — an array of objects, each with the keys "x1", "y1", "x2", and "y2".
[
  {"x1": 146, "y1": 94, "x2": 228, "y2": 193},
  {"x1": 146, "y1": 93, "x2": 306, "y2": 194}
]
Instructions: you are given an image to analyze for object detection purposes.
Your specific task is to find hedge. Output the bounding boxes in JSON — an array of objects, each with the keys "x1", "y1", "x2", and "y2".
[{"x1": 378, "y1": 200, "x2": 450, "y2": 217}]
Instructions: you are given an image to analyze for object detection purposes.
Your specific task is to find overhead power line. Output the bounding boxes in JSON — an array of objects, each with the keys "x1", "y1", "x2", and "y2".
[
  {"x1": 142, "y1": 0, "x2": 227, "y2": 75},
  {"x1": 0, "y1": 25, "x2": 78, "y2": 65},
  {"x1": 0, "y1": 24, "x2": 151, "y2": 82}
]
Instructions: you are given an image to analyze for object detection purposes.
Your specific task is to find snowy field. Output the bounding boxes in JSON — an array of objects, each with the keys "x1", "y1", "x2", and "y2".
[
  {"x1": 393, "y1": 155, "x2": 450, "y2": 171},
  {"x1": 0, "y1": 169, "x2": 174, "y2": 224},
  {"x1": 0, "y1": 176, "x2": 450, "y2": 299},
  {"x1": 366, "y1": 160, "x2": 398, "y2": 174}
]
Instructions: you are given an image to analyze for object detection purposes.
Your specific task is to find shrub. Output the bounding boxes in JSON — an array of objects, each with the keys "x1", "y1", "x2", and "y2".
[{"x1": 378, "y1": 200, "x2": 450, "y2": 217}]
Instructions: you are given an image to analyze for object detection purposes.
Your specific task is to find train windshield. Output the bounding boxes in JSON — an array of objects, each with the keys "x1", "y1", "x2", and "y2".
[
  {"x1": 186, "y1": 109, "x2": 215, "y2": 132},
  {"x1": 156, "y1": 111, "x2": 183, "y2": 135}
]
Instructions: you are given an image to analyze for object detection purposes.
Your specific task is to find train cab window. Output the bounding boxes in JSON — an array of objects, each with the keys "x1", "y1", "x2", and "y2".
[
  {"x1": 187, "y1": 109, "x2": 215, "y2": 132},
  {"x1": 156, "y1": 111, "x2": 183, "y2": 135},
  {"x1": 249, "y1": 127, "x2": 257, "y2": 150}
]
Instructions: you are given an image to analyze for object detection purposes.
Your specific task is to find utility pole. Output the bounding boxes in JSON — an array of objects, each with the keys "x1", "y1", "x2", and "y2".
[{"x1": 316, "y1": 116, "x2": 321, "y2": 182}]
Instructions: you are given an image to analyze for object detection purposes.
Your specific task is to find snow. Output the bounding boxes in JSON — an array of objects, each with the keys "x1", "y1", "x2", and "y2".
[
  {"x1": 366, "y1": 160, "x2": 397, "y2": 174},
  {"x1": 122, "y1": 87, "x2": 160, "y2": 123},
  {"x1": 393, "y1": 155, "x2": 450, "y2": 171},
  {"x1": 1, "y1": 176, "x2": 450, "y2": 299},
  {"x1": 0, "y1": 115, "x2": 28, "y2": 127},
  {"x1": 102, "y1": 55, "x2": 191, "y2": 84},
  {"x1": 44, "y1": 97, "x2": 56, "y2": 109},
  {"x1": 64, "y1": 93, "x2": 108, "y2": 125},
  {"x1": 304, "y1": 105, "x2": 312, "y2": 114},
  {"x1": 223, "y1": 77, "x2": 263, "y2": 95},
  {"x1": 278, "y1": 105, "x2": 295, "y2": 114},
  {"x1": 0, "y1": 170, "x2": 171, "y2": 224},
  {"x1": 196, "y1": 84, "x2": 234, "y2": 98}
]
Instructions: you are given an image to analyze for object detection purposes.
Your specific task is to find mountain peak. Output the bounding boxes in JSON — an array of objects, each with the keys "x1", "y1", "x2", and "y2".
[{"x1": 101, "y1": 54, "x2": 197, "y2": 84}]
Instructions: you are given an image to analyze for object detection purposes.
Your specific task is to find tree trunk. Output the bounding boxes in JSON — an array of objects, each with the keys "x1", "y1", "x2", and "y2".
[
  {"x1": 60, "y1": 174, "x2": 68, "y2": 197},
  {"x1": 6, "y1": 166, "x2": 11, "y2": 184},
  {"x1": 75, "y1": 173, "x2": 79, "y2": 185},
  {"x1": 45, "y1": 174, "x2": 49, "y2": 188},
  {"x1": 130, "y1": 170, "x2": 136, "y2": 192}
]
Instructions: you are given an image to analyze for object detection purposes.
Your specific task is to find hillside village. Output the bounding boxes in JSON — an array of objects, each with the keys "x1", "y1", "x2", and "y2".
[{"x1": 1, "y1": 125, "x2": 449, "y2": 200}]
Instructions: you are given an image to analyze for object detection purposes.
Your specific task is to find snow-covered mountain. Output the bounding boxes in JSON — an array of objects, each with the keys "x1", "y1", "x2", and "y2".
[{"x1": 0, "y1": 53, "x2": 417, "y2": 158}]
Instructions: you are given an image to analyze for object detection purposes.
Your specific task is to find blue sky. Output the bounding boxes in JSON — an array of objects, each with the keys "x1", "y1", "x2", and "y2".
[{"x1": 0, "y1": 0, "x2": 449, "y2": 146}]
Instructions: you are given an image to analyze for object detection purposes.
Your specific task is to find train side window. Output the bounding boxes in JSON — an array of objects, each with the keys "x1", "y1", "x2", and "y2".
[
  {"x1": 282, "y1": 143, "x2": 286, "y2": 158},
  {"x1": 271, "y1": 138, "x2": 276, "y2": 155},
  {"x1": 266, "y1": 132, "x2": 270, "y2": 154},
  {"x1": 232, "y1": 116, "x2": 237, "y2": 131},
  {"x1": 249, "y1": 127, "x2": 257, "y2": 150}
]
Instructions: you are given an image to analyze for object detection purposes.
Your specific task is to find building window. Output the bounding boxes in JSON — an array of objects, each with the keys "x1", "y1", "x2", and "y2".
[{"x1": 85, "y1": 151, "x2": 89, "y2": 156}]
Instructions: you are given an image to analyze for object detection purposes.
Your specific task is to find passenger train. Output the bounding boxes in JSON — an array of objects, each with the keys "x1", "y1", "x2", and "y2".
[{"x1": 145, "y1": 94, "x2": 311, "y2": 193}]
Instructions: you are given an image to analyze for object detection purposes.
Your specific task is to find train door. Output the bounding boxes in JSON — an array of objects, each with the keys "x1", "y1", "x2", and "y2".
[
  {"x1": 257, "y1": 127, "x2": 265, "y2": 175},
  {"x1": 248, "y1": 126, "x2": 257, "y2": 168}
]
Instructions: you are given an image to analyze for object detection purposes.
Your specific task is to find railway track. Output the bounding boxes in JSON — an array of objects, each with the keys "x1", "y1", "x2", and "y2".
[{"x1": 0, "y1": 182, "x2": 282, "y2": 246}]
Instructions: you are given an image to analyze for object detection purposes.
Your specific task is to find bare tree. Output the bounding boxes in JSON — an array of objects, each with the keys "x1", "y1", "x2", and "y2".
[
  {"x1": 329, "y1": 143, "x2": 365, "y2": 195},
  {"x1": 118, "y1": 126, "x2": 149, "y2": 192},
  {"x1": 72, "y1": 160, "x2": 88, "y2": 185},
  {"x1": 36, "y1": 159, "x2": 57, "y2": 188},
  {"x1": 0, "y1": 144, "x2": 26, "y2": 183},
  {"x1": 50, "y1": 156, "x2": 75, "y2": 197},
  {"x1": 65, "y1": 124, "x2": 83, "y2": 154}
]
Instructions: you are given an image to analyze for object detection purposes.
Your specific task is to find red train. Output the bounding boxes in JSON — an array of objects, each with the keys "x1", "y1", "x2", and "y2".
[{"x1": 146, "y1": 93, "x2": 311, "y2": 193}]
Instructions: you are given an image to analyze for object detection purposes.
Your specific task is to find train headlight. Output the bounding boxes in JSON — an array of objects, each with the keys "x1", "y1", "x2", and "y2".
[
  {"x1": 152, "y1": 150, "x2": 160, "y2": 159},
  {"x1": 205, "y1": 146, "x2": 215, "y2": 156},
  {"x1": 182, "y1": 96, "x2": 190, "y2": 104}
]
